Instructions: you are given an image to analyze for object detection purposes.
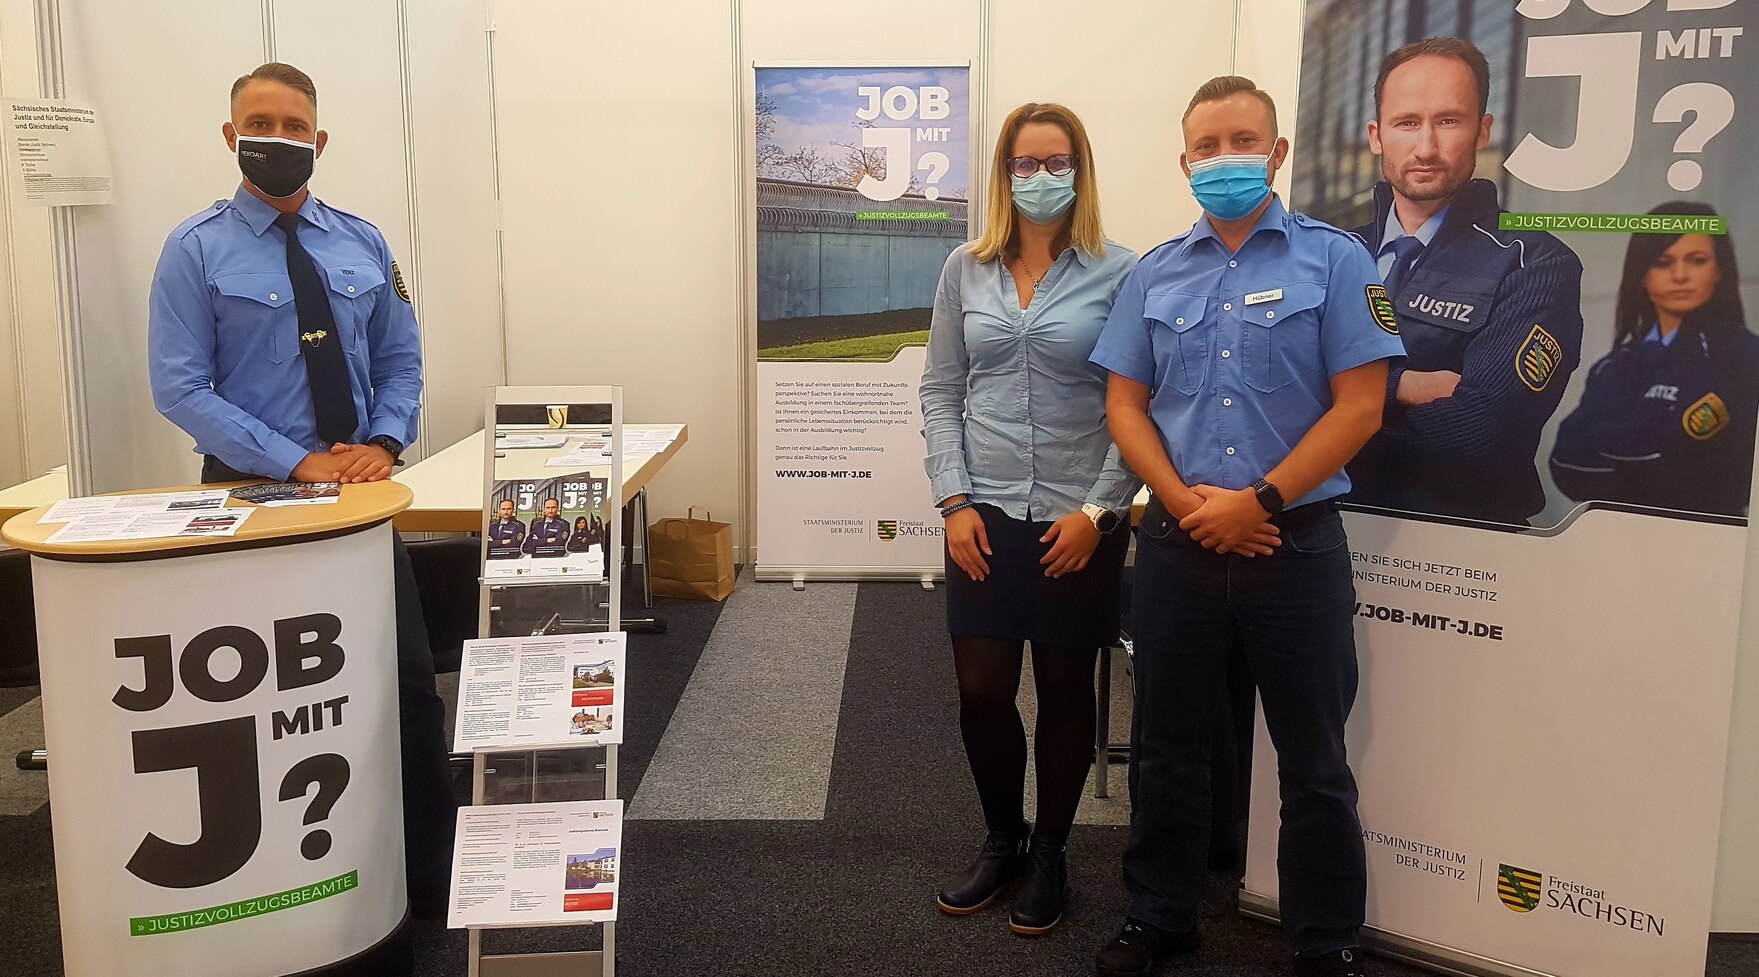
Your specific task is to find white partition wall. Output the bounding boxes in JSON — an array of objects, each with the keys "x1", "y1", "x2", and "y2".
[
  {"x1": 54, "y1": 0, "x2": 258, "y2": 492},
  {"x1": 49, "y1": 0, "x2": 501, "y2": 493},
  {"x1": 0, "y1": 0, "x2": 63, "y2": 486},
  {"x1": 490, "y1": 0, "x2": 745, "y2": 556},
  {"x1": 985, "y1": 0, "x2": 1237, "y2": 255}
]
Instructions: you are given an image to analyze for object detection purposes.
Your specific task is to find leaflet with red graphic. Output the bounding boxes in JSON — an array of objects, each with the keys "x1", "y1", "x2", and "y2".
[
  {"x1": 452, "y1": 633, "x2": 625, "y2": 752},
  {"x1": 447, "y1": 800, "x2": 623, "y2": 928}
]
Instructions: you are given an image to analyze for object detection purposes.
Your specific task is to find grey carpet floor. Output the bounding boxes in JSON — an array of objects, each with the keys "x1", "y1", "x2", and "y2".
[{"x1": 3, "y1": 579, "x2": 1757, "y2": 976}]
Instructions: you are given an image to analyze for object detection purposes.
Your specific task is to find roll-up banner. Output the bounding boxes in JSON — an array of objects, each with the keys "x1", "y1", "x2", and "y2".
[
  {"x1": 752, "y1": 64, "x2": 972, "y2": 580},
  {"x1": 1242, "y1": 4, "x2": 1759, "y2": 976}
]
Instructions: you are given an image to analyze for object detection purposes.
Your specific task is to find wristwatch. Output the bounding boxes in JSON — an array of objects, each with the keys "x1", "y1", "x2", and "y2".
[
  {"x1": 367, "y1": 435, "x2": 407, "y2": 467},
  {"x1": 1251, "y1": 477, "x2": 1285, "y2": 516},
  {"x1": 1080, "y1": 502, "x2": 1121, "y2": 534}
]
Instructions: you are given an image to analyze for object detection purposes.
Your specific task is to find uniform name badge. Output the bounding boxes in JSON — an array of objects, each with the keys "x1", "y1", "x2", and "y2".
[{"x1": 1244, "y1": 288, "x2": 1283, "y2": 306}]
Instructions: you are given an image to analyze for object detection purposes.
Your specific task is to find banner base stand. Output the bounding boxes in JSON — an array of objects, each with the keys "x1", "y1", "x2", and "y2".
[
  {"x1": 757, "y1": 565, "x2": 943, "y2": 584},
  {"x1": 1238, "y1": 891, "x2": 1555, "y2": 977}
]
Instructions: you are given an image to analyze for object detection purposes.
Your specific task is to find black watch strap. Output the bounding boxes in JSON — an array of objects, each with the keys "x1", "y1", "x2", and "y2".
[
  {"x1": 1252, "y1": 477, "x2": 1285, "y2": 515},
  {"x1": 367, "y1": 435, "x2": 406, "y2": 466}
]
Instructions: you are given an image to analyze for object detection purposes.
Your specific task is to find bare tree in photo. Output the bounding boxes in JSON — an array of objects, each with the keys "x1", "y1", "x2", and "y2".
[
  {"x1": 778, "y1": 146, "x2": 840, "y2": 184},
  {"x1": 755, "y1": 89, "x2": 785, "y2": 173}
]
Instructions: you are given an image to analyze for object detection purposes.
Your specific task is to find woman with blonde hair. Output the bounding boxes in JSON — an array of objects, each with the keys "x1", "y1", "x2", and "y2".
[{"x1": 919, "y1": 102, "x2": 1138, "y2": 935}]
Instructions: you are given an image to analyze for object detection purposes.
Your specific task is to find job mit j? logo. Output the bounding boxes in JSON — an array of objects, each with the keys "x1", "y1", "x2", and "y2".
[
  {"x1": 876, "y1": 520, "x2": 899, "y2": 542},
  {"x1": 1497, "y1": 864, "x2": 1543, "y2": 913}
]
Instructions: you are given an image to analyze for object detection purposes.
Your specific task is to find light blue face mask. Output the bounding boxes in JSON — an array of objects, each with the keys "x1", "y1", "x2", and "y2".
[
  {"x1": 1010, "y1": 170, "x2": 1077, "y2": 224},
  {"x1": 1188, "y1": 153, "x2": 1272, "y2": 221}
]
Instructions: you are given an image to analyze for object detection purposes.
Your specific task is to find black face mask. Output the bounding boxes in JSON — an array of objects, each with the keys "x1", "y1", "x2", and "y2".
[{"x1": 235, "y1": 135, "x2": 315, "y2": 198}]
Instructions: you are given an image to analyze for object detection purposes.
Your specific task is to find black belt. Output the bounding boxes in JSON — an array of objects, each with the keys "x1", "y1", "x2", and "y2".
[{"x1": 1143, "y1": 493, "x2": 1338, "y2": 532}]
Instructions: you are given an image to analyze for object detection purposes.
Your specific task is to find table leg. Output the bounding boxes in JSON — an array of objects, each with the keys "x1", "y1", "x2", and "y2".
[{"x1": 619, "y1": 488, "x2": 666, "y2": 634}]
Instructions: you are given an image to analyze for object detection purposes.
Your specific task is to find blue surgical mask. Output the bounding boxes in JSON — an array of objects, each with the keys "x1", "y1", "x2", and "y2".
[
  {"x1": 1188, "y1": 154, "x2": 1272, "y2": 221},
  {"x1": 1010, "y1": 170, "x2": 1076, "y2": 224}
]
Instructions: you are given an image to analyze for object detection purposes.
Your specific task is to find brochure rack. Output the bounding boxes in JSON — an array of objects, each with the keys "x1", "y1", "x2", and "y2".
[{"x1": 467, "y1": 386, "x2": 625, "y2": 977}]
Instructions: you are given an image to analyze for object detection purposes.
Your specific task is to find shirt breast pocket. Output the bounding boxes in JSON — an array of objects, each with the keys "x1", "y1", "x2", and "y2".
[
  {"x1": 1144, "y1": 292, "x2": 1209, "y2": 396},
  {"x1": 324, "y1": 265, "x2": 386, "y2": 352},
  {"x1": 1239, "y1": 282, "x2": 1324, "y2": 394},
  {"x1": 211, "y1": 272, "x2": 297, "y2": 364}
]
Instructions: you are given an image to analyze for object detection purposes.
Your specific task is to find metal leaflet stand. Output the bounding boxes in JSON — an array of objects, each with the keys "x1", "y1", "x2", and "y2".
[{"x1": 468, "y1": 385, "x2": 624, "y2": 977}]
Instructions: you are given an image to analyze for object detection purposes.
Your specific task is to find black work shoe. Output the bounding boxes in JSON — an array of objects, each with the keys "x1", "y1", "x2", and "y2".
[
  {"x1": 1094, "y1": 918, "x2": 1200, "y2": 976},
  {"x1": 1293, "y1": 946, "x2": 1370, "y2": 977},
  {"x1": 936, "y1": 822, "x2": 1029, "y2": 915},
  {"x1": 1008, "y1": 835, "x2": 1067, "y2": 935}
]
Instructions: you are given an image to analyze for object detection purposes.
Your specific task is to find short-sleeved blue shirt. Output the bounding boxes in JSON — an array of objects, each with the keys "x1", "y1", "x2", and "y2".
[{"x1": 1090, "y1": 196, "x2": 1405, "y2": 508}]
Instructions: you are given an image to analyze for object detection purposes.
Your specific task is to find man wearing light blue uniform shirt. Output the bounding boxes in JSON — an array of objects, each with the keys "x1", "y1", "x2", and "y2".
[
  {"x1": 147, "y1": 62, "x2": 454, "y2": 919},
  {"x1": 1090, "y1": 77, "x2": 1404, "y2": 977}
]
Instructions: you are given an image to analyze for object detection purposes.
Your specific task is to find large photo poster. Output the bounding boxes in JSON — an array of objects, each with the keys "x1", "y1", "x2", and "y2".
[
  {"x1": 753, "y1": 65, "x2": 972, "y2": 578},
  {"x1": 1242, "y1": 4, "x2": 1759, "y2": 976}
]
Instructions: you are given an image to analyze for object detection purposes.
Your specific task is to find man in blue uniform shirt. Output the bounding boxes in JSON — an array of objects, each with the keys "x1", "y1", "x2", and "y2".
[
  {"x1": 487, "y1": 498, "x2": 528, "y2": 558},
  {"x1": 147, "y1": 62, "x2": 456, "y2": 915},
  {"x1": 1091, "y1": 77, "x2": 1403, "y2": 977},
  {"x1": 1344, "y1": 37, "x2": 1585, "y2": 525},
  {"x1": 523, "y1": 498, "x2": 571, "y2": 556}
]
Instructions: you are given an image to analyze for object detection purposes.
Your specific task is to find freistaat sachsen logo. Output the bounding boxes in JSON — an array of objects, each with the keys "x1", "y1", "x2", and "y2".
[
  {"x1": 876, "y1": 520, "x2": 898, "y2": 542},
  {"x1": 1498, "y1": 864, "x2": 1543, "y2": 913}
]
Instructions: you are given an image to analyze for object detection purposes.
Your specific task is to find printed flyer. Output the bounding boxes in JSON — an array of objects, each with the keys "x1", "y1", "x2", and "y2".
[
  {"x1": 447, "y1": 800, "x2": 623, "y2": 928},
  {"x1": 483, "y1": 474, "x2": 609, "y2": 581},
  {"x1": 452, "y1": 633, "x2": 625, "y2": 752}
]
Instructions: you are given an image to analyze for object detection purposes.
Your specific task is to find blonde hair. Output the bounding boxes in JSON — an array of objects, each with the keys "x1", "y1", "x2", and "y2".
[{"x1": 970, "y1": 102, "x2": 1105, "y2": 263}]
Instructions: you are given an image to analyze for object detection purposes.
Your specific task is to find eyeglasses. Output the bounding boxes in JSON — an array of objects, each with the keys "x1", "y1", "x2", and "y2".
[{"x1": 1006, "y1": 154, "x2": 1077, "y2": 179}]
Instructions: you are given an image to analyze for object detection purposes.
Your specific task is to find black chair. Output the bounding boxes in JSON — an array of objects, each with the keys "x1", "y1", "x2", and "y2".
[
  {"x1": 0, "y1": 549, "x2": 39, "y2": 689},
  {"x1": 405, "y1": 537, "x2": 481, "y2": 674}
]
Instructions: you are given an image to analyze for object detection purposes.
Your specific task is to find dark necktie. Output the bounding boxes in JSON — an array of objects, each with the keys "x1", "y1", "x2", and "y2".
[
  {"x1": 1381, "y1": 234, "x2": 1426, "y2": 297},
  {"x1": 275, "y1": 212, "x2": 358, "y2": 444}
]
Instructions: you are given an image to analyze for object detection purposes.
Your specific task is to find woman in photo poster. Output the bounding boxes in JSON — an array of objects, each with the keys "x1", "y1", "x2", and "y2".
[
  {"x1": 568, "y1": 516, "x2": 596, "y2": 553},
  {"x1": 1550, "y1": 203, "x2": 1759, "y2": 517},
  {"x1": 918, "y1": 102, "x2": 1139, "y2": 936}
]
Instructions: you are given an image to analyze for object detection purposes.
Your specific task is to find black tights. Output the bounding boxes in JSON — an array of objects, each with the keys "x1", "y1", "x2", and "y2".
[{"x1": 953, "y1": 637, "x2": 1098, "y2": 843}]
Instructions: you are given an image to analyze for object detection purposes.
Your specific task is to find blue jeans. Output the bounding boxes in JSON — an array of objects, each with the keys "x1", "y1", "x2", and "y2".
[{"x1": 1124, "y1": 497, "x2": 1365, "y2": 953}]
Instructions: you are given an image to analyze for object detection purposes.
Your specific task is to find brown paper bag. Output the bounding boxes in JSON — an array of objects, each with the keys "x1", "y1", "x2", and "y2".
[{"x1": 648, "y1": 507, "x2": 736, "y2": 601}]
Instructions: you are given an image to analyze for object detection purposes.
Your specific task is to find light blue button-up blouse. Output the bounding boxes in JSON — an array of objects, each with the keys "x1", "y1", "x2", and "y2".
[{"x1": 919, "y1": 240, "x2": 1142, "y2": 522}]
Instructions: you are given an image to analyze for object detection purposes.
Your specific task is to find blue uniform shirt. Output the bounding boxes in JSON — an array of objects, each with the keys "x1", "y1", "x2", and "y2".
[
  {"x1": 1091, "y1": 197, "x2": 1405, "y2": 509},
  {"x1": 919, "y1": 240, "x2": 1141, "y2": 520},
  {"x1": 524, "y1": 517, "x2": 572, "y2": 553},
  {"x1": 149, "y1": 186, "x2": 424, "y2": 480},
  {"x1": 487, "y1": 517, "x2": 527, "y2": 548}
]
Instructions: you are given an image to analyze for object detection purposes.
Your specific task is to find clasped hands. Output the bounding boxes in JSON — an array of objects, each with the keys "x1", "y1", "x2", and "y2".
[
  {"x1": 1173, "y1": 484, "x2": 1282, "y2": 557},
  {"x1": 290, "y1": 442, "x2": 396, "y2": 484}
]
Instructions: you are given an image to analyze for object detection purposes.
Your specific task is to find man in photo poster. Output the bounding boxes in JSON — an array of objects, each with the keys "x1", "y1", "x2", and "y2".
[
  {"x1": 524, "y1": 497, "x2": 571, "y2": 557},
  {"x1": 488, "y1": 497, "x2": 527, "y2": 558},
  {"x1": 1344, "y1": 37, "x2": 1585, "y2": 525}
]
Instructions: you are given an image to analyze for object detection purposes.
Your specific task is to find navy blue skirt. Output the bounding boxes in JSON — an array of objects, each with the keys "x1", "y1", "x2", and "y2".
[{"x1": 944, "y1": 503, "x2": 1130, "y2": 647}]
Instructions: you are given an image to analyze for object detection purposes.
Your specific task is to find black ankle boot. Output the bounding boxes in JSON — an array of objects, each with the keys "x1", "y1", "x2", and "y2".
[
  {"x1": 936, "y1": 822, "x2": 1030, "y2": 915},
  {"x1": 1008, "y1": 834, "x2": 1066, "y2": 935}
]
